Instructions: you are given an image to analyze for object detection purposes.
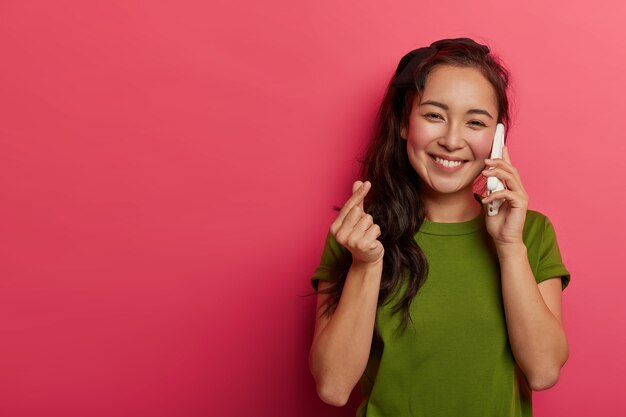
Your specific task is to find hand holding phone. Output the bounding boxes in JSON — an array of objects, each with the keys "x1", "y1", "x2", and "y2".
[{"x1": 487, "y1": 123, "x2": 505, "y2": 216}]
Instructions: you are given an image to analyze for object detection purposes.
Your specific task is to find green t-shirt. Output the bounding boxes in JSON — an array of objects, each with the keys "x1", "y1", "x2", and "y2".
[{"x1": 310, "y1": 203, "x2": 570, "y2": 417}]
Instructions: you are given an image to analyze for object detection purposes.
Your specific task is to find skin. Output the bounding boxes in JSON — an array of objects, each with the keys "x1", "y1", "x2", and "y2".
[
  {"x1": 400, "y1": 64, "x2": 497, "y2": 223},
  {"x1": 310, "y1": 180, "x2": 384, "y2": 406}
]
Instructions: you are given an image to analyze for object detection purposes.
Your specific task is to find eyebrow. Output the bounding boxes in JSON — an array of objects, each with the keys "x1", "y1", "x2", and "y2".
[{"x1": 419, "y1": 100, "x2": 494, "y2": 119}]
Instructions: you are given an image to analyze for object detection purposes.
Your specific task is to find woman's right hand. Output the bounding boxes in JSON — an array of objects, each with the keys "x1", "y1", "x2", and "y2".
[{"x1": 329, "y1": 180, "x2": 384, "y2": 267}]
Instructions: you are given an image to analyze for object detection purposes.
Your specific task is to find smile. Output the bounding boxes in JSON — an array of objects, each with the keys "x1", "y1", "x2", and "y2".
[{"x1": 431, "y1": 155, "x2": 467, "y2": 168}]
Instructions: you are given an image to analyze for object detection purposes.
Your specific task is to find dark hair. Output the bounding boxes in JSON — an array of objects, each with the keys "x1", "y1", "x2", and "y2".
[{"x1": 316, "y1": 38, "x2": 512, "y2": 342}]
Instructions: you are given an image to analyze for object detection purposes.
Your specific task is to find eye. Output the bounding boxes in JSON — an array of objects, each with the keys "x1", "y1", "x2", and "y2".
[
  {"x1": 424, "y1": 113, "x2": 443, "y2": 120},
  {"x1": 469, "y1": 120, "x2": 487, "y2": 127}
]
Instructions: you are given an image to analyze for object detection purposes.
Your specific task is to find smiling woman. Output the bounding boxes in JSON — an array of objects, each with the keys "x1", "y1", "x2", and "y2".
[{"x1": 307, "y1": 38, "x2": 570, "y2": 417}]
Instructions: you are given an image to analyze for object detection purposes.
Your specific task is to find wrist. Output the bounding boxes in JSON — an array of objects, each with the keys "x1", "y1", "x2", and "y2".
[
  {"x1": 495, "y1": 241, "x2": 527, "y2": 259},
  {"x1": 352, "y1": 258, "x2": 384, "y2": 271},
  {"x1": 350, "y1": 259, "x2": 383, "y2": 287}
]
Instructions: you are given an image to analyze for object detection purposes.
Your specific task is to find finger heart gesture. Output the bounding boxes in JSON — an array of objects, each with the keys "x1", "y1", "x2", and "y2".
[{"x1": 329, "y1": 180, "x2": 385, "y2": 267}]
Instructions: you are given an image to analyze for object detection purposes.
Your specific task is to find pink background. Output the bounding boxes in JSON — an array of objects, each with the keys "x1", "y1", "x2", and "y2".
[{"x1": 0, "y1": 0, "x2": 624, "y2": 416}]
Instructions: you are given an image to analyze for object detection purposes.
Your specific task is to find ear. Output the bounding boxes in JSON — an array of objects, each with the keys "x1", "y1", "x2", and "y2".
[{"x1": 400, "y1": 124, "x2": 407, "y2": 140}]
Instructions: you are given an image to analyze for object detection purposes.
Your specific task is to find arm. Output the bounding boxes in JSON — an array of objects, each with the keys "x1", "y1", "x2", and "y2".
[
  {"x1": 309, "y1": 260, "x2": 382, "y2": 406},
  {"x1": 481, "y1": 147, "x2": 569, "y2": 391},
  {"x1": 497, "y1": 243, "x2": 568, "y2": 391}
]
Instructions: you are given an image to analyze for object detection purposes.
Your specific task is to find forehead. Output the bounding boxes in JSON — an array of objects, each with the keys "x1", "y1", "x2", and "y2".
[{"x1": 417, "y1": 65, "x2": 498, "y2": 112}]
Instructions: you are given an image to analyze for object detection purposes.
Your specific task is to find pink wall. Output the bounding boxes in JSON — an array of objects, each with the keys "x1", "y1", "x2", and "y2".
[{"x1": 0, "y1": 0, "x2": 624, "y2": 416}]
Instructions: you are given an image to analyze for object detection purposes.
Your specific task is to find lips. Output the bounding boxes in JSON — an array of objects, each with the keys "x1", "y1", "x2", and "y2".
[
  {"x1": 429, "y1": 154, "x2": 468, "y2": 170},
  {"x1": 429, "y1": 153, "x2": 468, "y2": 162}
]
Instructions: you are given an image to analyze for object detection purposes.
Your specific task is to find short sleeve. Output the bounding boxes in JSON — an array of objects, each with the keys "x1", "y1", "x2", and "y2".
[
  {"x1": 310, "y1": 230, "x2": 352, "y2": 292},
  {"x1": 536, "y1": 216, "x2": 571, "y2": 291}
]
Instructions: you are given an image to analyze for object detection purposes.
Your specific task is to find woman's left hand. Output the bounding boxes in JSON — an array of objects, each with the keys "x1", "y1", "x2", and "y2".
[{"x1": 481, "y1": 145, "x2": 528, "y2": 246}]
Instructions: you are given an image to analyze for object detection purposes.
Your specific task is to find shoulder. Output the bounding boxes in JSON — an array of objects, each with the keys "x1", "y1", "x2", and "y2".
[
  {"x1": 524, "y1": 208, "x2": 549, "y2": 225},
  {"x1": 322, "y1": 230, "x2": 351, "y2": 263},
  {"x1": 522, "y1": 209, "x2": 553, "y2": 243},
  {"x1": 521, "y1": 209, "x2": 557, "y2": 261},
  {"x1": 310, "y1": 230, "x2": 353, "y2": 291},
  {"x1": 521, "y1": 209, "x2": 570, "y2": 289}
]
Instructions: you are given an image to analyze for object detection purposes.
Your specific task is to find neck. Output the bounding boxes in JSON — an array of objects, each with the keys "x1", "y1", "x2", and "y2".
[{"x1": 422, "y1": 187, "x2": 482, "y2": 223}]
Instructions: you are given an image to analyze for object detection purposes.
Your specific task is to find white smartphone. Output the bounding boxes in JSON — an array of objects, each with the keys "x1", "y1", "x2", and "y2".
[{"x1": 487, "y1": 123, "x2": 505, "y2": 216}]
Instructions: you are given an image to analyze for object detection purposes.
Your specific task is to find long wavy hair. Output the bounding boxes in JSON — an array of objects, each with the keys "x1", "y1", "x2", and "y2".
[{"x1": 316, "y1": 38, "x2": 512, "y2": 343}]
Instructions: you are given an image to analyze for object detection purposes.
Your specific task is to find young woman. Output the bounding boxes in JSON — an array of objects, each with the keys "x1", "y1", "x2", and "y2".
[{"x1": 308, "y1": 38, "x2": 570, "y2": 417}]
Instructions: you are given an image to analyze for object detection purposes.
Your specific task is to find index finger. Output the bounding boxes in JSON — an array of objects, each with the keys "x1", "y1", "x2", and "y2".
[
  {"x1": 503, "y1": 145, "x2": 511, "y2": 164},
  {"x1": 336, "y1": 180, "x2": 371, "y2": 224}
]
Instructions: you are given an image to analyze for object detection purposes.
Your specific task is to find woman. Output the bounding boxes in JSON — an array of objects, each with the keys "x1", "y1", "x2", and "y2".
[{"x1": 308, "y1": 38, "x2": 570, "y2": 417}]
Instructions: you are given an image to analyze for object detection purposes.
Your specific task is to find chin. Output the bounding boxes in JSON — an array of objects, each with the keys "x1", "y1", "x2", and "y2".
[{"x1": 427, "y1": 180, "x2": 472, "y2": 195}]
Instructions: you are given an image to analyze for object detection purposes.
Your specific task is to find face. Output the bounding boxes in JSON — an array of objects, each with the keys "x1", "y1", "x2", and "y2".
[{"x1": 400, "y1": 65, "x2": 499, "y2": 196}]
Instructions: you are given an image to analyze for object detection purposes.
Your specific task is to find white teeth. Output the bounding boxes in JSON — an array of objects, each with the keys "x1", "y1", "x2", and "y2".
[{"x1": 435, "y1": 157, "x2": 464, "y2": 167}]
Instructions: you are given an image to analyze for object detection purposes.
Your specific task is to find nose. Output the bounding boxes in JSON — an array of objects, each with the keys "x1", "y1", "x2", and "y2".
[{"x1": 437, "y1": 122, "x2": 465, "y2": 151}]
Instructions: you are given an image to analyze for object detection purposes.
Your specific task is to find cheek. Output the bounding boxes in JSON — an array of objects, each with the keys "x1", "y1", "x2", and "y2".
[
  {"x1": 407, "y1": 120, "x2": 436, "y2": 148},
  {"x1": 471, "y1": 132, "x2": 496, "y2": 159}
]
